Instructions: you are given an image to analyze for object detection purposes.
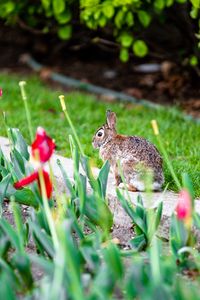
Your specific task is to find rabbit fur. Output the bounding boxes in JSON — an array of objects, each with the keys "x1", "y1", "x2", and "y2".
[{"x1": 92, "y1": 110, "x2": 164, "y2": 192}]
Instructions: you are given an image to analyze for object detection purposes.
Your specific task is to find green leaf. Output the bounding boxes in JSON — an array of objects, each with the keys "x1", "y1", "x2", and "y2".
[
  {"x1": 9, "y1": 128, "x2": 29, "y2": 160},
  {"x1": 129, "y1": 234, "x2": 147, "y2": 251},
  {"x1": 41, "y1": 0, "x2": 51, "y2": 10},
  {"x1": 81, "y1": 156, "x2": 99, "y2": 193},
  {"x1": 58, "y1": 25, "x2": 72, "y2": 40},
  {"x1": 85, "y1": 194, "x2": 113, "y2": 232},
  {"x1": 0, "y1": 218, "x2": 22, "y2": 252},
  {"x1": 120, "y1": 47, "x2": 129, "y2": 62},
  {"x1": 102, "y1": 4, "x2": 114, "y2": 18},
  {"x1": 57, "y1": 220, "x2": 84, "y2": 300},
  {"x1": 115, "y1": 10, "x2": 125, "y2": 28},
  {"x1": 55, "y1": 9, "x2": 71, "y2": 24},
  {"x1": 53, "y1": 0, "x2": 65, "y2": 15},
  {"x1": 193, "y1": 212, "x2": 200, "y2": 230},
  {"x1": 12, "y1": 254, "x2": 33, "y2": 289},
  {"x1": 11, "y1": 200, "x2": 27, "y2": 247},
  {"x1": 154, "y1": 0, "x2": 165, "y2": 10},
  {"x1": 10, "y1": 148, "x2": 26, "y2": 177},
  {"x1": 126, "y1": 11, "x2": 134, "y2": 26},
  {"x1": 117, "y1": 189, "x2": 147, "y2": 234},
  {"x1": 97, "y1": 160, "x2": 110, "y2": 198},
  {"x1": 57, "y1": 159, "x2": 76, "y2": 198},
  {"x1": 120, "y1": 32, "x2": 133, "y2": 47},
  {"x1": 29, "y1": 254, "x2": 54, "y2": 274},
  {"x1": 147, "y1": 202, "x2": 163, "y2": 242},
  {"x1": 170, "y1": 214, "x2": 188, "y2": 257},
  {"x1": 3, "y1": 1, "x2": 15, "y2": 15},
  {"x1": 182, "y1": 173, "x2": 195, "y2": 202},
  {"x1": 190, "y1": 6, "x2": 199, "y2": 18},
  {"x1": 133, "y1": 40, "x2": 148, "y2": 57},
  {"x1": 0, "y1": 174, "x2": 11, "y2": 205},
  {"x1": 138, "y1": 10, "x2": 151, "y2": 27},
  {"x1": 75, "y1": 173, "x2": 87, "y2": 213},
  {"x1": 154, "y1": 201, "x2": 163, "y2": 230},
  {"x1": 98, "y1": 15, "x2": 107, "y2": 27},
  {"x1": 29, "y1": 221, "x2": 54, "y2": 258},
  {"x1": 190, "y1": 0, "x2": 200, "y2": 8},
  {"x1": 0, "y1": 171, "x2": 38, "y2": 208},
  {"x1": 166, "y1": 0, "x2": 174, "y2": 6},
  {"x1": 103, "y1": 243, "x2": 123, "y2": 279},
  {"x1": 189, "y1": 55, "x2": 198, "y2": 66},
  {"x1": 12, "y1": 189, "x2": 38, "y2": 208},
  {"x1": 80, "y1": 239, "x2": 100, "y2": 270},
  {"x1": 0, "y1": 259, "x2": 20, "y2": 293}
]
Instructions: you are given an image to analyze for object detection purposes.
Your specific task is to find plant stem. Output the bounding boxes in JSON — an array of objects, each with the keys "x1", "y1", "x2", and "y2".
[
  {"x1": 59, "y1": 95, "x2": 84, "y2": 156},
  {"x1": 151, "y1": 120, "x2": 181, "y2": 190},
  {"x1": 19, "y1": 81, "x2": 34, "y2": 141},
  {"x1": 38, "y1": 167, "x2": 59, "y2": 252}
]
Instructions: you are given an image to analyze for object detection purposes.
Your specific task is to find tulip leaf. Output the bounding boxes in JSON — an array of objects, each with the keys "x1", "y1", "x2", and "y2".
[
  {"x1": 9, "y1": 128, "x2": 29, "y2": 160},
  {"x1": 10, "y1": 148, "x2": 26, "y2": 178},
  {"x1": 12, "y1": 189, "x2": 38, "y2": 208},
  {"x1": 117, "y1": 189, "x2": 147, "y2": 234},
  {"x1": 29, "y1": 254, "x2": 54, "y2": 274},
  {"x1": 0, "y1": 218, "x2": 22, "y2": 252},
  {"x1": 29, "y1": 221, "x2": 54, "y2": 258},
  {"x1": 129, "y1": 234, "x2": 147, "y2": 251},
  {"x1": 85, "y1": 194, "x2": 113, "y2": 232},
  {"x1": 103, "y1": 243, "x2": 123, "y2": 280},
  {"x1": 57, "y1": 158, "x2": 76, "y2": 198},
  {"x1": 97, "y1": 160, "x2": 110, "y2": 198},
  {"x1": 0, "y1": 174, "x2": 11, "y2": 205},
  {"x1": 11, "y1": 253, "x2": 34, "y2": 289}
]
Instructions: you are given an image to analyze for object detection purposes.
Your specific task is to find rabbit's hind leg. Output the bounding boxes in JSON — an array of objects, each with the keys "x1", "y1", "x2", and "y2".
[{"x1": 112, "y1": 163, "x2": 122, "y2": 186}]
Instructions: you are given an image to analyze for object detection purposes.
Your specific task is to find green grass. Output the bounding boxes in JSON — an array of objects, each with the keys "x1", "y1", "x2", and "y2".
[{"x1": 0, "y1": 72, "x2": 200, "y2": 196}]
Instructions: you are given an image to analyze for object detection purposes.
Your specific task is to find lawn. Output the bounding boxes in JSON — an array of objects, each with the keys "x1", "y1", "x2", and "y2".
[{"x1": 0, "y1": 72, "x2": 200, "y2": 196}]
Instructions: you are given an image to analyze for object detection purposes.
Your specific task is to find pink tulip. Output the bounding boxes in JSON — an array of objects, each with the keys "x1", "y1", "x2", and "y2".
[
  {"x1": 0, "y1": 88, "x2": 2, "y2": 97},
  {"x1": 175, "y1": 189, "x2": 192, "y2": 224}
]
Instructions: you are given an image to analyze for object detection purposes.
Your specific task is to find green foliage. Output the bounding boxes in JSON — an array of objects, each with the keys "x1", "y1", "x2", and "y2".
[
  {"x1": 117, "y1": 192, "x2": 163, "y2": 250},
  {"x1": 0, "y1": 0, "x2": 200, "y2": 62},
  {"x1": 133, "y1": 40, "x2": 149, "y2": 57}
]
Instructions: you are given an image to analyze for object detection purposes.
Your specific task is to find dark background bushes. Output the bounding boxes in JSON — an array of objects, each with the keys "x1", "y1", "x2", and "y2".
[{"x1": 0, "y1": 0, "x2": 200, "y2": 65}]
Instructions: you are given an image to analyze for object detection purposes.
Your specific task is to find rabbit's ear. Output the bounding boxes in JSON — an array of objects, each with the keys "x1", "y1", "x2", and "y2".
[{"x1": 106, "y1": 110, "x2": 116, "y2": 129}]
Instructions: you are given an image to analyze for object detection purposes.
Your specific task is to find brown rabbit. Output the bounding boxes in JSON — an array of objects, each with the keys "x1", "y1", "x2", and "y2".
[{"x1": 92, "y1": 110, "x2": 164, "y2": 192}]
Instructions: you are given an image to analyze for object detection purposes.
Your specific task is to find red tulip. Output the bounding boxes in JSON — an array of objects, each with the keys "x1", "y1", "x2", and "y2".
[
  {"x1": 31, "y1": 127, "x2": 55, "y2": 163},
  {"x1": 14, "y1": 169, "x2": 52, "y2": 199},
  {"x1": 175, "y1": 189, "x2": 192, "y2": 224},
  {"x1": 0, "y1": 88, "x2": 2, "y2": 97}
]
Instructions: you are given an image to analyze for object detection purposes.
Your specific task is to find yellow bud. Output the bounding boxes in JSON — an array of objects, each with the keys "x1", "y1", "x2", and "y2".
[
  {"x1": 151, "y1": 120, "x2": 159, "y2": 135},
  {"x1": 19, "y1": 81, "x2": 27, "y2": 100},
  {"x1": 19, "y1": 81, "x2": 26, "y2": 87},
  {"x1": 59, "y1": 95, "x2": 66, "y2": 111}
]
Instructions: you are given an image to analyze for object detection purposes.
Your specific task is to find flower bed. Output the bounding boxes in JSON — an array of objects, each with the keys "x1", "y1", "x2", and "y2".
[{"x1": 0, "y1": 82, "x2": 200, "y2": 299}]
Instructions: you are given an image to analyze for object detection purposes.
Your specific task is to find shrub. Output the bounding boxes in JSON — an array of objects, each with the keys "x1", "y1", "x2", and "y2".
[{"x1": 0, "y1": 0, "x2": 199, "y2": 64}]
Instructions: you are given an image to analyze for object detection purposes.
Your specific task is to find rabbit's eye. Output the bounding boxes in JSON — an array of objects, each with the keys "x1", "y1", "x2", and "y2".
[{"x1": 97, "y1": 129, "x2": 104, "y2": 137}]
